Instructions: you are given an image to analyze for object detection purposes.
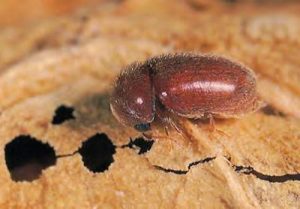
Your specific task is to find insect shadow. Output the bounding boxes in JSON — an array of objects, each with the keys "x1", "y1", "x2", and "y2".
[{"x1": 66, "y1": 91, "x2": 122, "y2": 130}]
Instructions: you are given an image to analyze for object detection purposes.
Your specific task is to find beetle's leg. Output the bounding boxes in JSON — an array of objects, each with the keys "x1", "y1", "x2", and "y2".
[
  {"x1": 154, "y1": 103, "x2": 199, "y2": 150},
  {"x1": 206, "y1": 113, "x2": 230, "y2": 137},
  {"x1": 168, "y1": 118, "x2": 183, "y2": 134},
  {"x1": 215, "y1": 128, "x2": 230, "y2": 138},
  {"x1": 207, "y1": 113, "x2": 215, "y2": 132},
  {"x1": 164, "y1": 126, "x2": 169, "y2": 136},
  {"x1": 155, "y1": 104, "x2": 173, "y2": 136},
  {"x1": 167, "y1": 115, "x2": 202, "y2": 150}
]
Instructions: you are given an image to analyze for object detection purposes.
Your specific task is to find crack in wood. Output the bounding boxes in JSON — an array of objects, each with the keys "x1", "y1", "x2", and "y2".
[
  {"x1": 233, "y1": 164, "x2": 300, "y2": 183},
  {"x1": 154, "y1": 156, "x2": 216, "y2": 175},
  {"x1": 155, "y1": 156, "x2": 300, "y2": 183}
]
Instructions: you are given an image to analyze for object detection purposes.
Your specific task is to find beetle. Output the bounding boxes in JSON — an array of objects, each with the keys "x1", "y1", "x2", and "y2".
[{"x1": 110, "y1": 53, "x2": 262, "y2": 132}]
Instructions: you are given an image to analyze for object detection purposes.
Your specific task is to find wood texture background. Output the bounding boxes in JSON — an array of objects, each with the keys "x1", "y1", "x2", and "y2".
[{"x1": 0, "y1": 0, "x2": 299, "y2": 208}]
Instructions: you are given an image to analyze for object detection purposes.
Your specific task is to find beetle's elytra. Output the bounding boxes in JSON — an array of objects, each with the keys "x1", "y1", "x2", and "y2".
[{"x1": 110, "y1": 53, "x2": 262, "y2": 132}]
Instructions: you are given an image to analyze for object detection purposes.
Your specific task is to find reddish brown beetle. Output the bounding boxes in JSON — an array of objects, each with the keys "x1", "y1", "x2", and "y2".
[{"x1": 110, "y1": 53, "x2": 262, "y2": 132}]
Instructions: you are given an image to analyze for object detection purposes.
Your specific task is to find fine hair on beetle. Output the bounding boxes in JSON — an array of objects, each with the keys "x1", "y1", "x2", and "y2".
[{"x1": 110, "y1": 53, "x2": 262, "y2": 132}]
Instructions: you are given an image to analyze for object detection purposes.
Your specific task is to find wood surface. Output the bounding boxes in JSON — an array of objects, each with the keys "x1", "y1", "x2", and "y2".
[{"x1": 0, "y1": 0, "x2": 299, "y2": 208}]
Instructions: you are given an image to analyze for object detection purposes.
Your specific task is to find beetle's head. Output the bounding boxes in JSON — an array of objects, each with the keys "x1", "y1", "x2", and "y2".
[{"x1": 110, "y1": 63, "x2": 154, "y2": 132}]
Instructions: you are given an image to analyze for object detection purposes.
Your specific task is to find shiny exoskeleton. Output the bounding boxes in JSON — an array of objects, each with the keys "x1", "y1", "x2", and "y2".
[{"x1": 110, "y1": 53, "x2": 261, "y2": 132}]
